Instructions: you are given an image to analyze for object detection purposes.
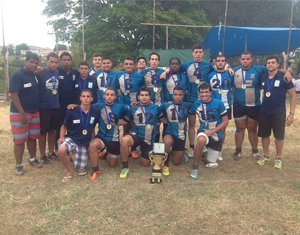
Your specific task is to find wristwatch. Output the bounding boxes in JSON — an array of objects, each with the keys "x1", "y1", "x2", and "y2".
[{"x1": 290, "y1": 111, "x2": 295, "y2": 115}]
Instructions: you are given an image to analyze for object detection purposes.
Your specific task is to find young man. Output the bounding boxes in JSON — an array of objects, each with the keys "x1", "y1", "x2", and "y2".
[
  {"x1": 119, "y1": 87, "x2": 163, "y2": 178},
  {"x1": 37, "y1": 52, "x2": 60, "y2": 165},
  {"x1": 88, "y1": 89, "x2": 128, "y2": 180},
  {"x1": 161, "y1": 86, "x2": 191, "y2": 176},
  {"x1": 89, "y1": 52, "x2": 102, "y2": 77},
  {"x1": 9, "y1": 53, "x2": 42, "y2": 175},
  {"x1": 57, "y1": 89, "x2": 99, "y2": 182},
  {"x1": 189, "y1": 83, "x2": 228, "y2": 179},
  {"x1": 74, "y1": 61, "x2": 98, "y2": 104},
  {"x1": 55, "y1": 52, "x2": 79, "y2": 157},
  {"x1": 207, "y1": 55, "x2": 234, "y2": 160},
  {"x1": 163, "y1": 57, "x2": 188, "y2": 103},
  {"x1": 136, "y1": 56, "x2": 147, "y2": 72},
  {"x1": 94, "y1": 56, "x2": 118, "y2": 103},
  {"x1": 256, "y1": 56, "x2": 296, "y2": 169}
]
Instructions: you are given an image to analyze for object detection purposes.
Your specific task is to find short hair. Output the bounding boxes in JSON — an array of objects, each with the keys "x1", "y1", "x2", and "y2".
[
  {"x1": 266, "y1": 55, "x2": 279, "y2": 64},
  {"x1": 26, "y1": 53, "x2": 39, "y2": 62},
  {"x1": 104, "y1": 88, "x2": 116, "y2": 95},
  {"x1": 124, "y1": 57, "x2": 135, "y2": 64},
  {"x1": 60, "y1": 52, "x2": 72, "y2": 61},
  {"x1": 192, "y1": 43, "x2": 204, "y2": 52},
  {"x1": 47, "y1": 52, "x2": 59, "y2": 61},
  {"x1": 169, "y1": 57, "x2": 181, "y2": 66},
  {"x1": 216, "y1": 55, "x2": 226, "y2": 61},
  {"x1": 137, "y1": 56, "x2": 147, "y2": 64},
  {"x1": 209, "y1": 58, "x2": 215, "y2": 63},
  {"x1": 173, "y1": 86, "x2": 183, "y2": 92},
  {"x1": 137, "y1": 86, "x2": 151, "y2": 96},
  {"x1": 93, "y1": 52, "x2": 102, "y2": 58},
  {"x1": 102, "y1": 56, "x2": 112, "y2": 61},
  {"x1": 241, "y1": 51, "x2": 253, "y2": 58},
  {"x1": 149, "y1": 52, "x2": 160, "y2": 61},
  {"x1": 79, "y1": 61, "x2": 89, "y2": 67},
  {"x1": 80, "y1": 89, "x2": 93, "y2": 97},
  {"x1": 198, "y1": 82, "x2": 212, "y2": 92}
]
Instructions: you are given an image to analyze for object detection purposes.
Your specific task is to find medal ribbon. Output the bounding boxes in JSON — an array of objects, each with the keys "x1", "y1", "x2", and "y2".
[
  {"x1": 241, "y1": 66, "x2": 251, "y2": 85},
  {"x1": 104, "y1": 105, "x2": 112, "y2": 124},
  {"x1": 266, "y1": 75, "x2": 275, "y2": 93},
  {"x1": 45, "y1": 67, "x2": 57, "y2": 90},
  {"x1": 193, "y1": 61, "x2": 202, "y2": 80},
  {"x1": 173, "y1": 102, "x2": 184, "y2": 122},
  {"x1": 171, "y1": 74, "x2": 178, "y2": 86},
  {"x1": 102, "y1": 72, "x2": 110, "y2": 89},
  {"x1": 79, "y1": 106, "x2": 91, "y2": 131},
  {"x1": 149, "y1": 69, "x2": 158, "y2": 88},
  {"x1": 201, "y1": 101, "x2": 211, "y2": 124},
  {"x1": 79, "y1": 76, "x2": 88, "y2": 91},
  {"x1": 140, "y1": 105, "x2": 150, "y2": 124},
  {"x1": 216, "y1": 72, "x2": 224, "y2": 90}
]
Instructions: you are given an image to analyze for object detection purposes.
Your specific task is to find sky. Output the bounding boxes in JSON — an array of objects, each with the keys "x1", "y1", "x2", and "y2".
[{"x1": 0, "y1": 0, "x2": 59, "y2": 49}]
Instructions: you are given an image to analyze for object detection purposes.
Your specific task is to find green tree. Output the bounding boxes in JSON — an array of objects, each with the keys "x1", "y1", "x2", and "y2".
[
  {"x1": 53, "y1": 44, "x2": 68, "y2": 51},
  {"x1": 15, "y1": 43, "x2": 30, "y2": 55}
]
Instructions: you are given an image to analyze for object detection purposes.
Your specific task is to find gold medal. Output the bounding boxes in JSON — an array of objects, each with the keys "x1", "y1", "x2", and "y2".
[
  {"x1": 107, "y1": 124, "x2": 112, "y2": 130},
  {"x1": 242, "y1": 84, "x2": 246, "y2": 89},
  {"x1": 195, "y1": 80, "x2": 200, "y2": 84},
  {"x1": 266, "y1": 92, "x2": 271, "y2": 97},
  {"x1": 82, "y1": 129, "x2": 87, "y2": 135},
  {"x1": 124, "y1": 90, "x2": 129, "y2": 95},
  {"x1": 146, "y1": 124, "x2": 151, "y2": 129},
  {"x1": 52, "y1": 89, "x2": 57, "y2": 95},
  {"x1": 218, "y1": 89, "x2": 222, "y2": 94},
  {"x1": 153, "y1": 87, "x2": 158, "y2": 92}
]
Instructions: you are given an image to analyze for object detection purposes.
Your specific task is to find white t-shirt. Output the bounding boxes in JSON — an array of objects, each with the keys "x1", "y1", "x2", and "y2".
[{"x1": 292, "y1": 78, "x2": 300, "y2": 92}]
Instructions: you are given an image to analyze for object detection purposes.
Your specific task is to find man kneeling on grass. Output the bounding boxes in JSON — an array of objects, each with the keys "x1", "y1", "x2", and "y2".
[
  {"x1": 188, "y1": 82, "x2": 228, "y2": 179},
  {"x1": 57, "y1": 89, "x2": 99, "y2": 182}
]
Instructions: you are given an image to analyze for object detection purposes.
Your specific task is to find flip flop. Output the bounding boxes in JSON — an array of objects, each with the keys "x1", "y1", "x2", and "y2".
[{"x1": 62, "y1": 176, "x2": 72, "y2": 182}]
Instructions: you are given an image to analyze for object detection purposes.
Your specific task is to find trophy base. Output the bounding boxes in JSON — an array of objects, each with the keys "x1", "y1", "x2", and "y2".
[
  {"x1": 150, "y1": 177, "x2": 162, "y2": 184},
  {"x1": 150, "y1": 170, "x2": 162, "y2": 183}
]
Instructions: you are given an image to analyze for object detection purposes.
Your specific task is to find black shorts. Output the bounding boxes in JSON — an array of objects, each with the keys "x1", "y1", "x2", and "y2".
[
  {"x1": 39, "y1": 108, "x2": 61, "y2": 134},
  {"x1": 129, "y1": 133, "x2": 152, "y2": 160},
  {"x1": 258, "y1": 112, "x2": 286, "y2": 140},
  {"x1": 227, "y1": 107, "x2": 232, "y2": 120},
  {"x1": 233, "y1": 101, "x2": 260, "y2": 120},
  {"x1": 164, "y1": 134, "x2": 185, "y2": 151},
  {"x1": 197, "y1": 131, "x2": 222, "y2": 151},
  {"x1": 96, "y1": 136, "x2": 120, "y2": 155}
]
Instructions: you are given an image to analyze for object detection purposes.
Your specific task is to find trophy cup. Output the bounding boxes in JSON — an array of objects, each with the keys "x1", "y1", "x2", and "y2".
[{"x1": 148, "y1": 143, "x2": 168, "y2": 184}]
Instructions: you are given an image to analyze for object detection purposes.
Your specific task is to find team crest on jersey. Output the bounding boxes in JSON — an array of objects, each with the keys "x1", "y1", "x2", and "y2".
[
  {"x1": 73, "y1": 119, "x2": 80, "y2": 124},
  {"x1": 88, "y1": 82, "x2": 93, "y2": 88},
  {"x1": 250, "y1": 74, "x2": 255, "y2": 78},
  {"x1": 90, "y1": 117, "x2": 95, "y2": 124},
  {"x1": 24, "y1": 83, "x2": 32, "y2": 88},
  {"x1": 75, "y1": 84, "x2": 79, "y2": 88},
  {"x1": 59, "y1": 76, "x2": 64, "y2": 80},
  {"x1": 262, "y1": 82, "x2": 265, "y2": 86}
]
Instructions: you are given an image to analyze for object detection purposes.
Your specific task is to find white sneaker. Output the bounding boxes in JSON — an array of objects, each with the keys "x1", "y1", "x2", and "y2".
[
  {"x1": 186, "y1": 148, "x2": 194, "y2": 158},
  {"x1": 218, "y1": 152, "x2": 223, "y2": 161},
  {"x1": 206, "y1": 162, "x2": 218, "y2": 168}
]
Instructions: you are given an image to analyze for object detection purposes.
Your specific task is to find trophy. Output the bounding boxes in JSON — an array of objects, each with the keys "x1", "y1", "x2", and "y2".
[{"x1": 148, "y1": 143, "x2": 168, "y2": 184}]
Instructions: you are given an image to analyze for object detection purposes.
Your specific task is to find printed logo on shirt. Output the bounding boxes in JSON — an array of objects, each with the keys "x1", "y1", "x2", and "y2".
[
  {"x1": 274, "y1": 80, "x2": 280, "y2": 87},
  {"x1": 24, "y1": 83, "x2": 32, "y2": 88},
  {"x1": 90, "y1": 117, "x2": 95, "y2": 124},
  {"x1": 73, "y1": 119, "x2": 80, "y2": 124},
  {"x1": 88, "y1": 82, "x2": 93, "y2": 88},
  {"x1": 250, "y1": 74, "x2": 255, "y2": 79},
  {"x1": 59, "y1": 76, "x2": 64, "y2": 80},
  {"x1": 75, "y1": 84, "x2": 79, "y2": 88}
]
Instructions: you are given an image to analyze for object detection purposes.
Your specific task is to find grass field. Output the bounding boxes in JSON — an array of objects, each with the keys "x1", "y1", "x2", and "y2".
[{"x1": 1, "y1": 100, "x2": 300, "y2": 234}]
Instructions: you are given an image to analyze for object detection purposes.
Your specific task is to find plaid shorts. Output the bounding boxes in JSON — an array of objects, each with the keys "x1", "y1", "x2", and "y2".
[
  {"x1": 10, "y1": 111, "x2": 40, "y2": 144},
  {"x1": 58, "y1": 137, "x2": 89, "y2": 169}
]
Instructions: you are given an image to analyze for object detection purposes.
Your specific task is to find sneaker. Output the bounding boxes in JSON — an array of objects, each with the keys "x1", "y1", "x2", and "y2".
[
  {"x1": 130, "y1": 150, "x2": 139, "y2": 159},
  {"x1": 251, "y1": 152, "x2": 261, "y2": 160},
  {"x1": 78, "y1": 169, "x2": 87, "y2": 176},
  {"x1": 48, "y1": 152, "x2": 59, "y2": 160},
  {"x1": 206, "y1": 162, "x2": 219, "y2": 168},
  {"x1": 89, "y1": 171, "x2": 100, "y2": 180},
  {"x1": 186, "y1": 148, "x2": 194, "y2": 158},
  {"x1": 190, "y1": 169, "x2": 199, "y2": 179},
  {"x1": 40, "y1": 156, "x2": 51, "y2": 165},
  {"x1": 218, "y1": 152, "x2": 223, "y2": 161},
  {"x1": 233, "y1": 152, "x2": 241, "y2": 161},
  {"x1": 256, "y1": 156, "x2": 270, "y2": 166},
  {"x1": 274, "y1": 159, "x2": 282, "y2": 169},
  {"x1": 98, "y1": 150, "x2": 107, "y2": 158},
  {"x1": 120, "y1": 168, "x2": 129, "y2": 178},
  {"x1": 29, "y1": 158, "x2": 43, "y2": 168},
  {"x1": 162, "y1": 166, "x2": 170, "y2": 176},
  {"x1": 15, "y1": 165, "x2": 23, "y2": 176}
]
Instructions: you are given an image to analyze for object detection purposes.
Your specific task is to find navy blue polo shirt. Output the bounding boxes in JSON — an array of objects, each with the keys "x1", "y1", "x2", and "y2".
[
  {"x1": 74, "y1": 75, "x2": 98, "y2": 105},
  {"x1": 37, "y1": 68, "x2": 60, "y2": 109},
  {"x1": 64, "y1": 106, "x2": 99, "y2": 147},
  {"x1": 57, "y1": 66, "x2": 79, "y2": 104},
  {"x1": 9, "y1": 68, "x2": 39, "y2": 113},
  {"x1": 261, "y1": 71, "x2": 294, "y2": 113}
]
